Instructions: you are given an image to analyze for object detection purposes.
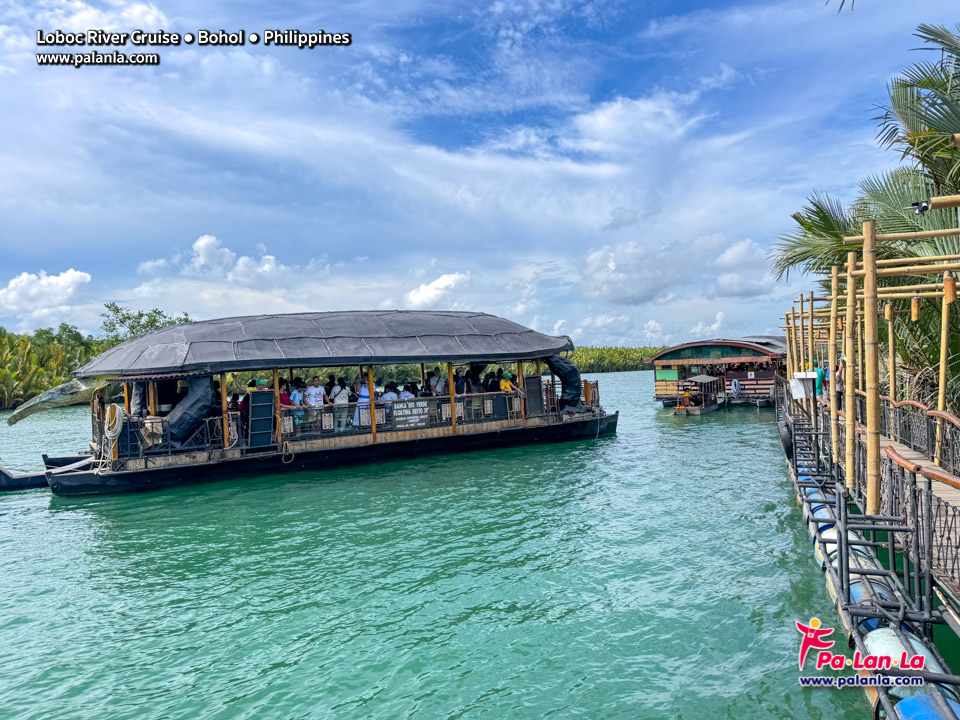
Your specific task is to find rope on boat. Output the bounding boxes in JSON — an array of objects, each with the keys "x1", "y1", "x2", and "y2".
[{"x1": 281, "y1": 441, "x2": 295, "y2": 464}]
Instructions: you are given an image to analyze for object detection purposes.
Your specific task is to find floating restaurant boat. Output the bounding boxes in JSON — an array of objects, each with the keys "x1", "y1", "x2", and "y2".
[
  {"x1": 7, "y1": 311, "x2": 618, "y2": 496},
  {"x1": 647, "y1": 336, "x2": 787, "y2": 408}
]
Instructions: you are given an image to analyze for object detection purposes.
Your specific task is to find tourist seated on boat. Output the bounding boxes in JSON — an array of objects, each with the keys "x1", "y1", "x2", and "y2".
[
  {"x1": 381, "y1": 382, "x2": 399, "y2": 410},
  {"x1": 429, "y1": 367, "x2": 447, "y2": 396},
  {"x1": 399, "y1": 384, "x2": 416, "y2": 400},
  {"x1": 500, "y1": 372, "x2": 518, "y2": 393}
]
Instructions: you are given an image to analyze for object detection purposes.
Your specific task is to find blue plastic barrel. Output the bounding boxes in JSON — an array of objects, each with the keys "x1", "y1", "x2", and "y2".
[{"x1": 894, "y1": 693, "x2": 960, "y2": 719}]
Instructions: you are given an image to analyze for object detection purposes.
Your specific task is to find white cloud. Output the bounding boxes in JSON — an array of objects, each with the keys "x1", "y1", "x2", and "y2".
[
  {"x1": 713, "y1": 271, "x2": 775, "y2": 298},
  {"x1": 36, "y1": 1, "x2": 168, "y2": 33},
  {"x1": 715, "y1": 239, "x2": 765, "y2": 269},
  {"x1": 644, "y1": 319, "x2": 663, "y2": 341},
  {"x1": 403, "y1": 272, "x2": 470, "y2": 309},
  {"x1": 0, "y1": 269, "x2": 91, "y2": 314},
  {"x1": 137, "y1": 258, "x2": 168, "y2": 274},
  {"x1": 690, "y1": 311, "x2": 725, "y2": 337}
]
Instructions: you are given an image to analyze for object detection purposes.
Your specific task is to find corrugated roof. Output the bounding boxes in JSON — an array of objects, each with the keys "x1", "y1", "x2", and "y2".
[{"x1": 75, "y1": 311, "x2": 573, "y2": 378}]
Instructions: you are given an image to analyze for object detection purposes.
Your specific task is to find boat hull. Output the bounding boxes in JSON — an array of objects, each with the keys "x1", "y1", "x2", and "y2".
[
  {"x1": 0, "y1": 464, "x2": 47, "y2": 491},
  {"x1": 47, "y1": 412, "x2": 619, "y2": 496}
]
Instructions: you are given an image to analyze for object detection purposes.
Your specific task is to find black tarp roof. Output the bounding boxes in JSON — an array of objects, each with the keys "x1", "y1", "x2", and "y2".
[{"x1": 75, "y1": 311, "x2": 573, "y2": 378}]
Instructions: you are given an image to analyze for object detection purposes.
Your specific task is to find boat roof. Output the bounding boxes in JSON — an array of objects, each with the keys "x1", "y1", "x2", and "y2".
[
  {"x1": 647, "y1": 335, "x2": 787, "y2": 364},
  {"x1": 74, "y1": 311, "x2": 574, "y2": 378},
  {"x1": 686, "y1": 374, "x2": 720, "y2": 384}
]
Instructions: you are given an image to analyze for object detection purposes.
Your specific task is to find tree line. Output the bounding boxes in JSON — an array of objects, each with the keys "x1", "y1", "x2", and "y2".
[{"x1": 0, "y1": 303, "x2": 665, "y2": 411}]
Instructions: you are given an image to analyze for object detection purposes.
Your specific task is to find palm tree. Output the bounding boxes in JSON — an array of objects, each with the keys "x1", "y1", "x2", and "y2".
[{"x1": 769, "y1": 24, "x2": 960, "y2": 408}]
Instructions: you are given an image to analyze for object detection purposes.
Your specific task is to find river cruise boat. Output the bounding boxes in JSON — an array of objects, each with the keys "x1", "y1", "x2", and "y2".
[{"x1": 10, "y1": 311, "x2": 617, "y2": 495}]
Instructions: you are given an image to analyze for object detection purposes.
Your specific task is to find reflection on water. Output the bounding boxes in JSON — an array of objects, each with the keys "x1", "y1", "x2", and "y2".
[{"x1": 0, "y1": 372, "x2": 862, "y2": 719}]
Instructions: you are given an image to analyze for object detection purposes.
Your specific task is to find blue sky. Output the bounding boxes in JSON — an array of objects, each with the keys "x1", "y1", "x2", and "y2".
[{"x1": 1, "y1": 0, "x2": 959, "y2": 346}]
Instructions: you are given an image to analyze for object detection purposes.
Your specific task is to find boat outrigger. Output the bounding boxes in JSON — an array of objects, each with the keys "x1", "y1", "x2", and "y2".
[{"x1": 8, "y1": 311, "x2": 618, "y2": 495}]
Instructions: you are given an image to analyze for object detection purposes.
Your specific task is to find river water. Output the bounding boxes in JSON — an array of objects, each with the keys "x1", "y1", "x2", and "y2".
[{"x1": 0, "y1": 371, "x2": 863, "y2": 718}]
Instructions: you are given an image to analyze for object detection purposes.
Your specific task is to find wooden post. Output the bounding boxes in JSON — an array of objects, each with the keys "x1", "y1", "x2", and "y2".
[
  {"x1": 517, "y1": 360, "x2": 526, "y2": 422},
  {"x1": 273, "y1": 368, "x2": 281, "y2": 443},
  {"x1": 447, "y1": 362, "x2": 456, "y2": 434},
  {"x1": 123, "y1": 383, "x2": 131, "y2": 414},
  {"x1": 886, "y1": 304, "x2": 896, "y2": 404},
  {"x1": 420, "y1": 363, "x2": 426, "y2": 390},
  {"x1": 220, "y1": 372, "x2": 229, "y2": 449},
  {"x1": 783, "y1": 315, "x2": 793, "y2": 378},
  {"x1": 829, "y1": 266, "x2": 839, "y2": 459},
  {"x1": 845, "y1": 252, "x2": 857, "y2": 490},
  {"x1": 536, "y1": 359, "x2": 542, "y2": 377},
  {"x1": 148, "y1": 382, "x2": 157, "y2": 416},
  {"x1": 367, "y1": 366, "x2": 377, "y2": 442},
  {"x1": 862, "y1": 221, "x2": 881, "y2": 516}
]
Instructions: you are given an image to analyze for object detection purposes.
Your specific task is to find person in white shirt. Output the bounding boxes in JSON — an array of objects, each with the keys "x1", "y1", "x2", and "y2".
[
  {"x1": 329, "y1": 377, "x2": 351, "y2": 431},
  {"x1": 303, "y1": 376, "x2": 326, "y2": 425},
  {"x1": 429, "y1": 367, "x2": 446, "y2": 396},
  {"x1": 399, "y1": 384, "x2": 416, "y2": 400}
]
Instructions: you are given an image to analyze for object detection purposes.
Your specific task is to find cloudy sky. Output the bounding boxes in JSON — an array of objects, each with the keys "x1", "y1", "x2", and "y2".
[{"x1": 1, "y1": 0, "x2": 958, "y2": 346}]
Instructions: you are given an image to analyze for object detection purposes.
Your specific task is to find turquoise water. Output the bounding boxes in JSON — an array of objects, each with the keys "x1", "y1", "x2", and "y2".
[{"x1": 0, "y1": 371, "x2": 863, "y2": 719}]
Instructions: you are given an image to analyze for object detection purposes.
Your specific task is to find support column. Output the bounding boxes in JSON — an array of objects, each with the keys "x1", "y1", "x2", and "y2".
[
  {"x1": 123, "y1": 382, "x2": 131, "y2": 414},
  {"x1": 273, "y1": 368, "x2": 281, "y2": 444},
  {"x1": 368, "y1": 366, "x2": 377, "y2": 442},
  {"x1": 220, "y1": 372, "x2": 229, "y2": 449},
  {"x1": 862, "y1": 221, "x2": 881, "y2": 515},
  {"x1": 447, "y1": 362, "x2": 456, "y2": 434},
  {"x1": 808, "y1": 290, "x2": 816, "y2": 417},
  {"x1": 886, "y1": 304, "x2": 896, "y2": 403},
  {"x1": 857, "y1": 315, "x2": 865, "y2": 392},
  {"x1": 517, "y1": 360, "x2": 526, "y2": 423},
  {"x1": 798, "y1": 295, "x2": 807, "y2": 373},
  {"x1": 829, "y1": 266, "x2": 839, "y2": 460},
  {"x1": 148, "y1": 382, "x2": 157, "y2": 416},
  {"x1": 845, "y1": 252, "x2": 857, "y2": 490},
  {"x1": 936, "y1": 274, "x2": 952, "y2": 465}
]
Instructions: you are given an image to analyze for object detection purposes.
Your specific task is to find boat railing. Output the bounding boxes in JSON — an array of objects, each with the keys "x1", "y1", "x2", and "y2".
[
  {"x1": 277, "y1": 391, "x2": 528, "y2": 443},
  {"x1": 104, "y1": 411, "x2": 243, "y2": 461}
]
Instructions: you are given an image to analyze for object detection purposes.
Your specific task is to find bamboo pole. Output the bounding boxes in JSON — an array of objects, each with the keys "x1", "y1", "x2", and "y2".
[
  {"x1": 886, "y1": 305, "x2": 896, "y2": 404},
  {"x1": 870, "y1": 263, "x2": 960, "y2": 278},
  {"x1": 220, "y1": 372, "x2": 229, "y2": 449},
  {"x1": 929, "y1": 195, "x2": 960, "y2": 210},
  {"x1": 447, "y1": 362, "x2": 456, "y2": 434},
  {"x1": 875, "y1": 254, "x2": 960, "y2": 267},
  {"x1": 936, "y1": 275, "x2": 952, "y2": 465},
  {"x1": 149, "y1": 382, "x2": 157, "y2": 416},
  {"x1": 829, "y1": 266, "x2": 839, "y2": 459},
  {"x1": 784, "y1": 315, "x2": 794, "y2": 377},
  {"x1": 843, "y1": 227, "x2": 960, "y2": 244},
  {"x1": 863, "y1": 221, "x2": 881, "y2": 516},
  {"x1": 807, "y1": 290, "x2": 815, "y2": 416},
  {"x1": 123, "y1": 383, "x2": 131, "y2": 414},
  {"x1": 845, "y1": 251, "x2": 857, "y2": 490},
  {"x1": 789, "y1": 308, "x2": 800, "y2": 377},
  {"x1": 857, "y1": 315, "x2": 864, "y2": 392},
  {"x1": 798, "y1": 295, "x2": 807, "y2": 372},
  {"x1": 368, "y1": 366, "x2": 377, "y2": 442}
]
